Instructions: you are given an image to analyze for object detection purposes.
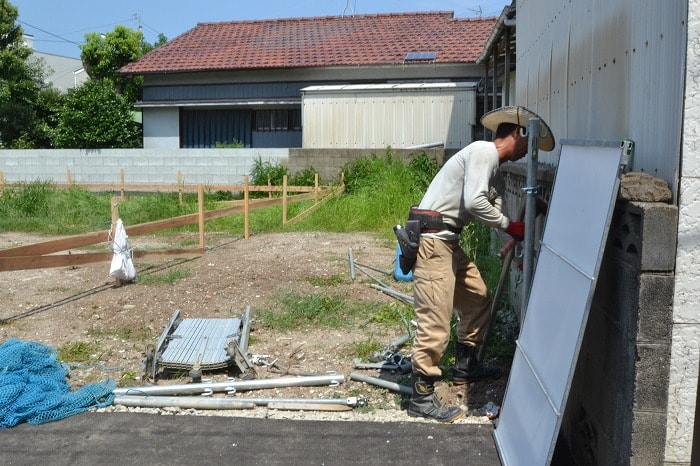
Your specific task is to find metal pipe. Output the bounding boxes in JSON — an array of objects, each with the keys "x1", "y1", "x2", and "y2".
[
  {"x1": 113, "y1": 374, "x2": 344, "y2": 397},
  {"x1": 239, "y1": 305, "x2": 252, "y2": 354},
  {"x1": 406, "y1": 142, "x2": 444, "y2": 150},
  {"x1": 350, "y1": 372, "x2": 412, "y2": 395},
  {"x1": 387, "y1": 333, "x2": 412, "y2": 351},
  {"x1": 353, "y1": 260, "x2": 392, "y2": 276},
  {"x1": 113, "y1": 395, "x2": 256, "y2": 410},
  {"x1": 522, "y1": 118, "x2": 541, "y2": 320},
  {"x1": 245, "y1": 396, "x2": 364, "y2": 407},
  {"x1": 353, "y1": 263, "x2": 392, "y2": 289},
  {"x1": 370, "y1": 284, "x2": 414, "y2": 305},
  {"x1": 348, "y1": 248, "x2": 356, "y2": 280},
  {"x1": 113, "y1": 395, "x2": 364, "y2": 410}
]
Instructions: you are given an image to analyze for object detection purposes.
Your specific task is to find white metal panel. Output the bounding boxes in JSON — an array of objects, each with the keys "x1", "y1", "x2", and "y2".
[
  {"x1": 517, "y1": 247, "x2": 594, "y2": 408},
  {"x1": 493, "y1": 347, "x2": 559, "y2": 466},
  {"x1": 516, "y1": 0, "x2": 685, "y2": 198},
  {"x1": 143, "y1": 107, "x2": 181, "y2": 149},
  {"x1": 541, "y1": 144, "x2": 626, "y2": 275},
  {"x1": 494, "y1": 141, "x2": 624, "y2": 466},
  {"x1": 301, "y1": 83, "x2": 475, "y2": 149}
]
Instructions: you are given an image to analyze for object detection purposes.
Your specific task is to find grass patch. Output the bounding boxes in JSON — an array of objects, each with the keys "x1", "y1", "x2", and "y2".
[
  {"x1": 136, "y1": 268, "x2": 191, "y2": 285},
  {"x1": 88, "y1": 326, "x2": 153, "y2": 342},
  {"x1": 307, "y1": 274, "x2": 345, "y2": 287},
  {"x1": 350, "y1": 337, "x2": 384, "y2": 360},
  {"x1": 257, "y1": 289, "x2": 366, "y2": 331},
  {"x1": 57, "y1": 340, "x2": 101, "y2": 364},
  {"x1": 366, "y1": 302, "x2": 412, "y2": 327}
]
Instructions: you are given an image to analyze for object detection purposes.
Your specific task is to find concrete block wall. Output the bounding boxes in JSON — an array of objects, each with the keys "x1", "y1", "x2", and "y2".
[
  {"x1": 0, "y1": 148, "x2": 448, "y2": 188},
  {"x1": 556, "y1": 200, "x2": 677, "y2": 466},
  {"x1": 0, "y1": 149, "x2": 290, "y2": 187}
]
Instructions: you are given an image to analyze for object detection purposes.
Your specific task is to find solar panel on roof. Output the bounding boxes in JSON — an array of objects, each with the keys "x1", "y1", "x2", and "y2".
[{"x1": 405, "y1": 51, "x2": 437, "y2": 61}]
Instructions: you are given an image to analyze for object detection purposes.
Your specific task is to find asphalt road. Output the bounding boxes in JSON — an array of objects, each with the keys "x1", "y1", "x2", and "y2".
[{"x1": 2, "y1": 412, "x2": 501, "y2": 465}]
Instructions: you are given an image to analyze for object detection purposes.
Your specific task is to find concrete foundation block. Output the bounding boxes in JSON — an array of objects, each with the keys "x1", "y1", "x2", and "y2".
[
  {"x1": 638, "y1": 273, "x2": 674, "y2": 342},
  {"x1": 630, "y1": 411, "x2": 667, "y2": 466},
  {"x1": 610, "y1": 201, "x2": 678, "y2": 272},
  {"x1": 634, "y1": 343, "x2": 671, "y2": 411}
]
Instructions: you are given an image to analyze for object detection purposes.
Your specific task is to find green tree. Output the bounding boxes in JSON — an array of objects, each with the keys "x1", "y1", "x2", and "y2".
[
  {"x1": 80, "y1": 26, "x2": 166, "y2": 103},
  {"x1": 53, "y1": 80, "x2": 141, "y2": 148},
  {"x1": 0, "y1": 0, "x2": 58, "y2": 148}
]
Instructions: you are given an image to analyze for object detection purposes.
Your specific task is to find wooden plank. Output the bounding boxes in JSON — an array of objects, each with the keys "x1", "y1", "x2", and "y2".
[
  {"x1": 0, "y1": 179, "x2": 344, "y2": 271},
  {"x1": 0, "y1": 249, "x2": 203, "y2": 272},
  {"x1": 0, "y1": 231, "x2": 109, "y2": 258},
  {"x1": 285, "y1": 187, "x2": 342, "y2": 225},
  {"x1": 134, "y1": 249, "x2": 204, "y2": 258},
  {"x1": 45, "y1": 182, "x2": 318, "y2": 194},
  {"x1": 0, "y1": 187, "x2": 334, "y2": 259},
  {"x1": 0, "y1": 252, "x2": 113, "y2": 271}
]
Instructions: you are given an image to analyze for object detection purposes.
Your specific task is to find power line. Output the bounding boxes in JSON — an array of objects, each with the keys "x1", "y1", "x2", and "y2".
[
  {"x1": 18, "y1": 19, "x2": 81, "y2": 45},
  {"x1": 140, "y1": 21, "x2": 163, "y2": 37}
]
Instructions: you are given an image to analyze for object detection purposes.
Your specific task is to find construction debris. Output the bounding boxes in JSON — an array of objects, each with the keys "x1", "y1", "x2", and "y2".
[
  {"x1": 144, "y1": 306, "x2": 255, "y2": 381},
  {"x1": 349, "y1": 372, "x2": 412, "y2": 396},
  {"x1": 113, "y1": 374, "x2": 345, "y2": 397}
]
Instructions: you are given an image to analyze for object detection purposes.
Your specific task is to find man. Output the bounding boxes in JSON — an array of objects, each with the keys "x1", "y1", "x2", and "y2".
[{"x1": 406, "y1": 106, "x2": 555, "y2": 423}]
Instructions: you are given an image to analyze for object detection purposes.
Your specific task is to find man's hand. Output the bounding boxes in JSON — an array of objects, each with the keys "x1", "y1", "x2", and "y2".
[{"x1": 505, "y1": 221, "x2": 525, "y2": 242}]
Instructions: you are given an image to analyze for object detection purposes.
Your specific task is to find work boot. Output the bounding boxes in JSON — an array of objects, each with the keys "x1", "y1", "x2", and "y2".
[
  {"x1": 452, "y1": 342, "x2": 503, "y2": 385},
  {"x1": 407, "y1": 374, "x2": 465, "y2": 423}
]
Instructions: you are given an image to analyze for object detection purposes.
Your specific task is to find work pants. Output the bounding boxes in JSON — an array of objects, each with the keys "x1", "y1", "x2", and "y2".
[{"x1": 411, "y1": 236, "x2": 492, "y2": 379}]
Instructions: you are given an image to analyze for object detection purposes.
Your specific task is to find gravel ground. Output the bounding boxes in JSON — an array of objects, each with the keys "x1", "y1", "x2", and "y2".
[{"x1": 1, "y1": 230, "x2": 507, "y2": 425}]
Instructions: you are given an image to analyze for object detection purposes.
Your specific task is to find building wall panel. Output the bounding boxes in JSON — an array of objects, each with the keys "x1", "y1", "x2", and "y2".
[
  {"x1": 517, "y1": 0, "x2": 686, "y2": 197},
  {"x1": 301, "y1": 84, "x2": 475, "y2": 150},
  {"x1": 515, "y1": 0, "x2": 692, "y2": 463}
]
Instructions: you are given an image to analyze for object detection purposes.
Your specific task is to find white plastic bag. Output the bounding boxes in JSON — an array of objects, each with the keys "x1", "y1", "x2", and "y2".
[{"x1": 109, "y1": 218, "x2": 136, "y2": 281}]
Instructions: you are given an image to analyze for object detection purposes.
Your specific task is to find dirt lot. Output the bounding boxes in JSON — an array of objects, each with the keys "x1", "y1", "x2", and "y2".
[{"x1": 0, "y1": 230, "x2": 508, "y2": 424}]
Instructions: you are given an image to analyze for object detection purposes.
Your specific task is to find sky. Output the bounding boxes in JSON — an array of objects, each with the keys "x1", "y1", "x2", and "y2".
[{"x1": 11, "y1": 0, "x2": 511, "y2": 59}]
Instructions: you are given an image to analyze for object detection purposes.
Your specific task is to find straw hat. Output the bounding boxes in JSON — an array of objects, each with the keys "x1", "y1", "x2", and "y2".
[{"x1": 481, "y1": 106, "x2": 555, "y2": 151}]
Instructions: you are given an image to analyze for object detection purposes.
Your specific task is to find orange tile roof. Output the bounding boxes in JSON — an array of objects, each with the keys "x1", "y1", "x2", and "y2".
[{"x1": 120, "y1": 11, "x2": 497, "y2": 74}]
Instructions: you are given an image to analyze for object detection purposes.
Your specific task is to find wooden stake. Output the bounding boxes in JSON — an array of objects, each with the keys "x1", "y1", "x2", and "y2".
[
  {"x1": 120, "y1": 168, "x2": 126, "y2": 200},
  {"x1": 282, "y1": 174, "x2": 288, "y2": 225},
  {"x1": 198, "y1": 184, "x2": 205, "y2": 249},
  {"x1": 110, "y1": 197, "x2": 123, "y2": 287},
  {"x1": 244, "y1": 176, "x2": 250, "y2": 240},
  {"x1": 314, "y1": 173, "x2": 319, "y2": 204},
  {"x1": 178, "y1": 170, "x2": 184, "y2": 205}
]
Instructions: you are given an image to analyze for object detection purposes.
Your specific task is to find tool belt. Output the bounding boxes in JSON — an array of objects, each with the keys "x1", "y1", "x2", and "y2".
[
  {"x1": 393, "y1": 207, "x2": 463, "y2": 276},
  {"x1": 408, "y1": 207, "x2": 462, "y2": 235}
]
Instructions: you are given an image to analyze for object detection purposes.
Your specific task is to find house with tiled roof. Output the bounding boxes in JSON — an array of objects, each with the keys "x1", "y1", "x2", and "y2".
[{"x1": 119, "y1": 11, "x2": 497, "y2": 150}]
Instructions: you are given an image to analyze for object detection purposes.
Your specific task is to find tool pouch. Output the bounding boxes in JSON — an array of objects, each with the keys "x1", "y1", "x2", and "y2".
[{"x1": 394, "y1": 219, "x2": 420, "y2": 274}]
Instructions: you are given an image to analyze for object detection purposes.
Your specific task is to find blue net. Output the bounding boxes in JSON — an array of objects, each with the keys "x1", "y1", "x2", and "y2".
[{"x1": 0, "y1": 338, "x2": 115, "y2": 428}]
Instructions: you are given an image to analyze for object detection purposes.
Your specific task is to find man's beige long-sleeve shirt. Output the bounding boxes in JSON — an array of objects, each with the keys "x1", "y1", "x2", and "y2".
[{"x1": 417, "y1": 140, "x2": 509, "y2": 239}]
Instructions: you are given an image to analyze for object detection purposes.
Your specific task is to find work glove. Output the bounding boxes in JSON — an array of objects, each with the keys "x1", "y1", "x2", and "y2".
[{"x1": 505, "y1": 221, "x2": 525, "y2": 242}]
